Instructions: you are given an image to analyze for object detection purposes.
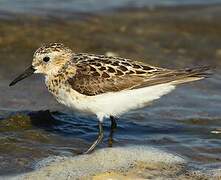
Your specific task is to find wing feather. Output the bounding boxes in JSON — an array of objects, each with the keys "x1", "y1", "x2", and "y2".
[{"x1": 67, "y1": 54, "x2": 210, "y2": 96}]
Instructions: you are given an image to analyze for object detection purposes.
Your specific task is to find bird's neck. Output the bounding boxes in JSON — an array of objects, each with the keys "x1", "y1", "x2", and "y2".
[{"x1": 44, "y1": 63, "x2": 76, "y2": 96}]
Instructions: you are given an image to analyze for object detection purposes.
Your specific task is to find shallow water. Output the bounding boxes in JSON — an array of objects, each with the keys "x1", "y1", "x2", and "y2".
[
  {"x1": 0, "y1": 0, "x2": 221, "y2": 16},
  {"x1": 0, "y1": 3, "x2": 221, "y2": 178}
]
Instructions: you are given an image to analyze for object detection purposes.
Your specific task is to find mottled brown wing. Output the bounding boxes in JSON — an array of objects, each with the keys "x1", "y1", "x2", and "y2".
[
  {"x1": 67, "y1": 67, "x2": 146, "y2": 96},
  {"x1": 132, "y1": 66, "x2": 210, "y2": 89},
  {"x1": 67, "y1": 54, "x2": 209, "y2": 96},
  {"x1": 66, "y1": 54, "x2": 165, "y2": 95}
]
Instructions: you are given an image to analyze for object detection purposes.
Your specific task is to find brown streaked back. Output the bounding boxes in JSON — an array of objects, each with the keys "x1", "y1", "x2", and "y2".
[{"x1": 66, "y1": 53, "x2": 210, "y2": 96}]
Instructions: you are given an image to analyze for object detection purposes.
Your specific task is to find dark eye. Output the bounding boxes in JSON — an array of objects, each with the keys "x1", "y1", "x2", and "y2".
[{"x1": 43, "y1": 56, "x2": 50, "y2": 62}]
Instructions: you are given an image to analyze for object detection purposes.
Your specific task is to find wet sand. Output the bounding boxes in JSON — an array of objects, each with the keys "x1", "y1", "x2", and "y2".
[{"x1": 0, "y1": 4, "x2": 221, "y2": 179}]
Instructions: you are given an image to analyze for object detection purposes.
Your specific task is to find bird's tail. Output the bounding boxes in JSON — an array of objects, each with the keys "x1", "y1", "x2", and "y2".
[{"x1": 172, "y1": 66, "x2": 212, "y2": 85}]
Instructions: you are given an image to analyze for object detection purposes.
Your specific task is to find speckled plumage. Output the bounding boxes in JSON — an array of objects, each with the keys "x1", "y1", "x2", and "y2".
[
  {"x1": 10, "y1": 43, "x2": 210, "y2": 153},
  {"x1": 42, "y1": 50, "x2": 208, "y2": 96},
  {"x1": 34, "y1": 43, "x2": 72, "y2": 56},
  {"x1": 28, "y1": 43, "x2": 209, "y2": 117}
]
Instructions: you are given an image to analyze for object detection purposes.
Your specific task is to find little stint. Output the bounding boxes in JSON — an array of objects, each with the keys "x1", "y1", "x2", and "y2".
[{"x1": 10, "y1": 43, "x2": 210, "y2": 153}]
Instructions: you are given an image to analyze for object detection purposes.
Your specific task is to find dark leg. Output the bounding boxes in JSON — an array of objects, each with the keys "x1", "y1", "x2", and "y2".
[
  {"x1": 108, "y1": 116, "x2": 117, "y2": 147},
  {"x1": 84, "y1": 121, "x2": 104, "y2": 154},
  {"x1": 110, "y1": 115, "x2": 117, "y2": 130}
]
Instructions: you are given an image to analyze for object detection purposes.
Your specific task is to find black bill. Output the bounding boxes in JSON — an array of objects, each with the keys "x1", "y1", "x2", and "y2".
[{"x1": 9, "y1": 65, "x2": 36, "y2": 86}]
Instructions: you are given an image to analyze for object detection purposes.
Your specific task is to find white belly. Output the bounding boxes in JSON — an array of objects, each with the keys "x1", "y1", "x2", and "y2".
[{"x1": 55, "y1": 83, "x2": 175, "y2": 121}]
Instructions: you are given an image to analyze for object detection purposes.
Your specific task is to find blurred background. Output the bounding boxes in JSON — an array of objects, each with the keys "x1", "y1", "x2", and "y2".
[{"x1": 0, "y1": 0, "x2": 221, "y2": 178}]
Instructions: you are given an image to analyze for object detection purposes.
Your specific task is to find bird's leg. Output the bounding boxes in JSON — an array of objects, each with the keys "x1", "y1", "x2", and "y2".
[
  {"x1": 108, "y1": 116, "x2": 117, "y2": 147},
  {"x1": 84, "y1": 121, "x2": 104, "y2": 154},
  {"x1": 110, "y1": 115, "x2": 117, "y2": 130}
]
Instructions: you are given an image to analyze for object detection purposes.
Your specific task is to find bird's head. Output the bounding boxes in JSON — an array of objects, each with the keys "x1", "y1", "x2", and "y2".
[{"x1": 9, "y1": 43, "x2": 72, "y2": 86}]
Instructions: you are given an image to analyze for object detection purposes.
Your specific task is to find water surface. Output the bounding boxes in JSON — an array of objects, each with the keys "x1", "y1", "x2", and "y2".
[
  {"x1": 0, "y1": 0, "x2": 221, "y2": 16},
  {"x1": 0, "y1": 3, "x2": 221, "y2": 178}
]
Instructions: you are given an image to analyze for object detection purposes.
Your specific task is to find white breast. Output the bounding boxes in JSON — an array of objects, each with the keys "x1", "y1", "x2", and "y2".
[{"x1": 54, "y1": 83, "x2": 175, "y2": 122}]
